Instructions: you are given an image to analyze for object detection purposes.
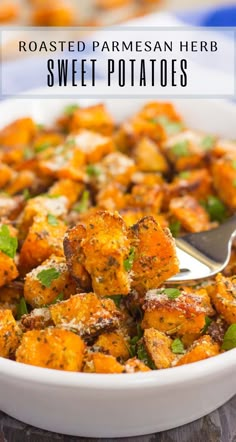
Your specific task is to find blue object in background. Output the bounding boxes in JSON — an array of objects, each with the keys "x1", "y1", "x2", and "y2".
[{"x1": 177, "y1": 4, "x2": 236, "y2": 26}]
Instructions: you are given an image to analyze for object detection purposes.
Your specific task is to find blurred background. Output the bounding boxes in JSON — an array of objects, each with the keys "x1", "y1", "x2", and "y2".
[{"x1": 0, "y1": 0, "x2": 229, "y2": 27}]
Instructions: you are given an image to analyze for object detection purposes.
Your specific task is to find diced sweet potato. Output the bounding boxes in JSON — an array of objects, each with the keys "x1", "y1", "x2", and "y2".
[
  {"x1": 127, "y1": 184, "x2": 163, "y2": 213},
  {"x1": 32, "y1": 3, "x2": 75, "y2": 26},
  {"x1": 19, "y1": 215, "x2": 66, "y2": 274},
  {"x1": 16, "y1": 328, "x2": 85, "y2": 371},
  {"x1": 21, "y1": 307, "x2": 53, "y2": 331},
  {"x1": 124, "y1": 357, "x2": 151, "y2": 373},
  {"x1": 0, "y1": 118, "x2": 36, "y2": 147},
  {"x1": 48, "y1": 179, "x2": 84, "y2": 208},
  {"x1": 175, "y1": 335, "x2": 219, "y2": 366},
  {"x1": 130, "y1": 216, "x2": 179, "y2": 293},
  {"x1": 5, "y1": 170, "x2": 36, "y2": 196},
  {"x1": 208, "y1": 273, "x2": 236, "y2": 324},
  {"x1": 0, "y1": 251, "x2": 18, "y2": 288},
  {"x1": 0, "y1": 2, "x2": 19, "y2": 23},
  {"x1": 142, "y1": 288, "x2": 207, "y2": 335},
  {"x1": 94, "y1": 331, "x2": 130, "y2": 360},
  {"x1": 0, "y1": 309, "x2": 21, "y2": 358},
  {"x1": 50, "y1": 292, "x2": 122, "y2": 339},
  {"x1": 83, "y1": 352, "x2": 124, "y2": 373},
  {"x1": 72, "y1": 130, "x2": 114, "y2": 164},
  {"x1": 67, "y1": 211, "x2": 131, "y2": 297},
  {"x1": 96, "y1": 183, "x2": 127, "y2": 211},
  {"x1": 0, "y1": 195, "x2": 24, "y2": 220},
  {"x1": 143, "y1": 328, "x2": 175, "y2": 369},
  {"x1": 133, "y1": 137, "x2": 169, "y2": 173},
  {"x1": 211, "y1": 155, "x2": 236, "y2": 209},
  {"x1": 0, "y1": 163, "x2": 14, "y2": 188},
  {"x1": 169, "y1": 195, "x2": 211, "y2": 233},
  {"x1": 67, "y1": 104, "x2": 114, "y2": 136},
  {"x1": 100, "y1": 152, "x2": 136, "y2": 187},
  {"x1": 24, "y1": 256, "x2": 77, "y2": 308}
]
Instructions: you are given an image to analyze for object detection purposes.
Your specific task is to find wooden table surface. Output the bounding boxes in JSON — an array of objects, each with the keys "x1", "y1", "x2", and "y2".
[{"x1": 1, "y1": 395, "x2": 236, "y2": 442}]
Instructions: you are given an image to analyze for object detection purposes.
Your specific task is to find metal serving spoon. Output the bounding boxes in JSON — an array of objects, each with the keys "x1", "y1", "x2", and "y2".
[{"x1": 169, "y1": 214, "x2": 236, "y2": 283}]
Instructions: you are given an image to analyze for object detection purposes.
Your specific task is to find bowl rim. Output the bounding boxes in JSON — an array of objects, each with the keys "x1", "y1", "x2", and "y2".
[{"x1": 1, "y1": 349, "x2": 236, "y2": 390}]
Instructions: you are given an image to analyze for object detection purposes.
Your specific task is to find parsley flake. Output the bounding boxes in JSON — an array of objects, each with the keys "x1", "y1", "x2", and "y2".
[
  {"x1": 200, "y1": 135, "x2": 215, "y2": 151},
  {"x1": 153, "y1": 116, "x2": 184, "y2": 136},
  {"x1": 35, "y1": 142, "x2": 51, "y2": 153},
  {"x1": 37, "y1": 268, "x2": 60, "y2": 288},
  {"x1": 23, "y1": 148, "x2": 34, "y2": 160},
  {"x1": 137, "y1": 342, "x2": 156, "y2": 369},
  {"x1": 47, "y1": 213, "x2": 59, "y2": 226},
  {"x1": 201, "y1": 316, "x2": 212, "y2": 335},
  {"x1": 23, "y1": 189, "x2": 31, "y2": 200},
  {"x1": 157, "y1": 288, "x2": 181, "y2": 300},
  {"x1": 201, "y1": 195, "x2": 227, "y2": 223},
  {"x1": 124, "y1": 247, "x2": 135, "y2": 272},
  {"x1": 232, "y1": 160, "x2": 236, "y2": 170},
  {"x1": 233, "y1": 179, "x2": 236, "y2": 188},
  {"x1": 169, "y1": 220, "x2": 181, "y2": 238},
  {"x1": 179, "y1": 171, "x2": 190, "y2": 179},
  {"x1": 74, "y1": 190, "x2": 90, "y2": 213},
  {"x1": 222, "y1": 324, "x2": 236, "y2": 350},
  {"x1": 107, "y1": 295, "x2": 122, "y2": 308},
  {"x1": 171, "y1": 140, "x2": 189, "y2": 157},
  {"x1": 16, "y1": 297, "x2": 28, "y2": 319},
  {"x1": 64, "y1": 104, "x2": 79, "y2": 116},
  {"x1": 86, "y1": 164, "x2": 101, "y2": 177},
  {"x1": 171, "y1": 338, "x2": 185, "y2": 354},
  {"x1": 0, "y1": 225, "x2": 18, "y2": 259}
]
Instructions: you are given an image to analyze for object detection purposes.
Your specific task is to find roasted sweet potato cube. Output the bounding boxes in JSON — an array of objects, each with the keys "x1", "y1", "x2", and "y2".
[
  {"x1": 208, "y1": 273, "x2": 236, "y2": 324},
  {"x1": 19, "y1": 215, "x2": 66, "y2": 274},
  {"x1": 130, "y1": 216, "x2": 179, "y2": 293},
  {"x1": 0, "y1": 195, "x2": 24, "y2": 220},
  {"x1": 33, "y1": 132, "x2": 64, "y2": 150},
  {"x1": 0, "y1": 163, "x2": 14, "y2": 188},
  {"x1": 0, "y1": 118, "x2": 36, "y2": 147},
  {"x1": 80, "y1": 211, "x2": 131, "y2": 296},
  {"x1": 20, "y1": 307, "x2": 53, "y2": 332},
  {"x1": 94, "y1": 331, "x2": 130, "y2": 360},
  {"x1": 124, "y1": 357, "x2": 151, "y2": 373},
  {"x1": 169, "y1": 195, "x2": 211, "y2": 233},
  {"x1": 0, "y1": 251, "x2": 18, "y2": 288},
  {"x1": 211, "y1": 139, "x2": 236, "y2": 158},
  {"x1": 175, "y1": 336, "x2": 219, "y2": 366},
  {"x1": 0, "y1": 2, "x2": 19, "y2": 23},
  {"x1": 127, "y1": 184, "x2": 163, "y2": 213},
  {"x1": 133, "y1": 137, "x2": 169, "y2": 173},
  {"x1": 71, "y1": 130, "x2": 114, "y2": 164},
  {"x1": 142, "y1": 288, "x2": 207, "y2": 335},
  {"x1": 211, "y1": 155, "x2": 236, "y2": 209},
  {"x1": 100, "y1": 152, "x2": 136, "y2": 187},
  {"x1": 0, "y1": 282, "x2": 23, "y2": 316},
  {"x1": 5, "y1": 170, "x2": 36, "y2": 196},
  {"x1": 24, "y1": 256, "x2": 77, "y2": 308},
  {"x1": 143, "y1": 328, "x2": 175, "y2": 369},
  {"x1": 83, "y1": 352, "x2": 124, "y2": 373},
  {"x1": 48, "y1": 179, "x2": 84, "y2": 208},
  {"x1": 32, "y1": 3, "x2": 75, "y2": 26},
  {"x1": 68, "y1": 104, "x2": 114, "y2": 136},
  {"x1": 95, "y1": 0, "x2": 132, "y2": 10},
  {"x1": 16, "y1": 328, "x2": 85, "y2": 371},
  {"x1": 0, "y1": 309, "x2": 21, "y2": 358},
  {"x1": 63, "y1": 223, "x2": 92, "y2": 291},
  {"x1": 19, "y1": 195, "x2": 68, "y2": 240},
  {"x1": 96, "y1": 183, "x2": 127, "y2": 211},
  {"x1": 163, "y1": 130, "x2": 206, "y2": 171},
  {"x1": 50, "y1": 293, "x2": 122, "y2": 339}
]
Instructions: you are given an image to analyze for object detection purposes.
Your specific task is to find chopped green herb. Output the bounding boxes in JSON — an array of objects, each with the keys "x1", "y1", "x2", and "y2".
[
  {"x1": 74, "y1": 190, "x2": 90, "y2": 213},
  {"x1": 51, "y1": 293, "x2": 64, "y2": 304},
  {"x1": 137, "y1": 342, "x2": 156, "y2": 369},
  {"x1": 37, "y1": 123, "x2": 45, "y2": 130},
  {"x1": 200, "y1": 135, "x2": 215, "y2": 150},
  {"x1": 232, "y1": 160, "x2": 236, "y2": 170},
  {"x1": 35, "y1": 142, "x2": 51, "y2": 153},
  {"x1": 37, "y1": 268, "x2": 60, "y2": 288},
  {"x1": 107, "y1": 295, "x2": 122, "y2": 308},
  {"x1": 16, "y1": 297, "x2": 28, "y2": 320},
  {"x1": 156, "y1": 288, "x2": 181, "y2": 300},
  {"x1": 23, "y1": 147, "x2": 34, "y2": 160},
  {"x1": 171, "y1": 338, "x2": 185, "y2": 354},
  {"x1": 86, "y1": 164, "x2": 101, "y2": 177},
  {"x1": 47, "y1": 213, "x2": 59, "y2": 226},
  {"x1": 23, "y1": 189, "x2": 31, "y2": 200},
  {"x1": 124, "y1": 247, "x2": 135, "y2": 272},
  {"x1": 222, "y1": 324, "x2": 236, "y2": 350},
  {"x1": 233, "y1": 179, "x2": 236, "y2": 188},
  {"x1": 153, "y1": 116, "x2": 184, "y2": 136},
  {"x1": 169, "y1": 220, "x2": 181, "y2": 238},
  {"x1": 201, "y1": 195, "x2": 227, "y2": 223},
  {"x1": 65, "y1": 138, "x2": 76, "y2": 146},
  {"x1": 0, "y1": 225, "x2": 18, "y2": 259},
  {"x1": 179, "y1": 171, "x2": 190, "y2": 179},
  {"x1": 201, "y1": 316, "x2": 212, "y2": 335},
  {"x1": 64, "y1": 104, "x2": 79, "y2": 116},
  {"x1": 171, "y1": 140, "x2": 189, "y2": 157}
]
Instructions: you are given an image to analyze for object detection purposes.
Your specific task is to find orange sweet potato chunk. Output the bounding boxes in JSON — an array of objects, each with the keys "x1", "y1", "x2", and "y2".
[
  {"x1": 16, "y1": 328, "x2": 85, "y2": 371},
  {"x1": 175, "y1": 335, "x2": 219, "y2": 366},
  {"x1": 0, "y1": 309, "x2": 21, "y2": 358},
  {"x1": 144, "y1": 328, "x2": 175, "y2": 369},
  {"x1": 94, "y1": 331, "x2": 130, "y2": 360},
  {"x1": 169, "y1": 195, "x2": 211, "y2": 233},
  {"x1": 83, "y1": 352, "x2": 124, "y2": 373},
  {"x1": 130, "y1": 216, "x2": 179, "y2": 293},
  {"x1": 208, "y1": 273, "x2": 236, "y2": 324}
]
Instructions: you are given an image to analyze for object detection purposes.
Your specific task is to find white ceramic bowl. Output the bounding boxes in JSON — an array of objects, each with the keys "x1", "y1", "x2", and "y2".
[{"x1": 0, "y1": 92, "x2": 236, "y2": 437}]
